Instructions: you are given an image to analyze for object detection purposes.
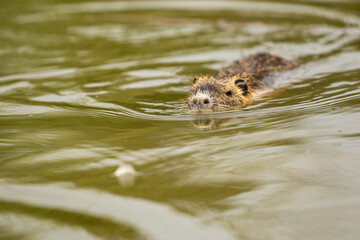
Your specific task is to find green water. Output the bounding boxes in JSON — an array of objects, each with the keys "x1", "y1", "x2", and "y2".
[{"x1": 1, "y1": 0, "x2": 360, "y2": 239}]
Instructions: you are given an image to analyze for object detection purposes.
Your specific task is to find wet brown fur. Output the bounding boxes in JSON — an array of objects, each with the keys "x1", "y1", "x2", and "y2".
[{"x1": 187, "y1": 53, "x2": 295, "y2": 110}]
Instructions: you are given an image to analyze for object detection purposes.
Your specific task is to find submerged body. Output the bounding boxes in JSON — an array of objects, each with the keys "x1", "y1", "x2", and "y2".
[{"x1": 187, "y1": 53, "x2": 295, "y2": 111}]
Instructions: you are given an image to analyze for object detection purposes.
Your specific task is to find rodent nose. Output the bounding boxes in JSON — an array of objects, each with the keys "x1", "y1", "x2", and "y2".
[{"x1": 193, "y1": 98, "x2": 210, "y2": 105}]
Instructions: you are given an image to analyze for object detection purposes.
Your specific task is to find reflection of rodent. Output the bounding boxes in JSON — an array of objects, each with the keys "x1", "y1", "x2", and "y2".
[
  {"x1": 191, "y1": 117, "x2": 235, "y2": 131},
  {"x1": 187, "y1": 53, "x2": 295, "y2": 111}
]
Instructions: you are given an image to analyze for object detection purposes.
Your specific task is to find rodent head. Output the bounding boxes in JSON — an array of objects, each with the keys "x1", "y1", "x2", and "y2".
[{"x1": 187, "y1": 74, "x2": 253, "y2": 111}]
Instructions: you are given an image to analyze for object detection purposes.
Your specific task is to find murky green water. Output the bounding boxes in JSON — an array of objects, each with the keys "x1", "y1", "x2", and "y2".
[{"x1": 1, "y1": 0, "x2": 360, "y2": 239}]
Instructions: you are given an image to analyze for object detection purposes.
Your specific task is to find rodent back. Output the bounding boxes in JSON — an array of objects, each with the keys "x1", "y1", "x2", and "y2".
[{"x1": 218, "y1": 53, "x2": 295, "y2": 80}]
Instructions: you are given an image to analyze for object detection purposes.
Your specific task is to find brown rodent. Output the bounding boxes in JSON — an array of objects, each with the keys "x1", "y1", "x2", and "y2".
[{"x1": 187, "y1": 53, "x2": 295, "y2": 111}]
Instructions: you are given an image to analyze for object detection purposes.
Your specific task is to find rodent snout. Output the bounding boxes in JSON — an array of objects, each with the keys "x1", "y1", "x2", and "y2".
[
  {"x1": 189, "y1": 95, "x2": 214, "y2": 110},
  {"x1": 188, "y1": 90, "x2": 215, "y2": 110}
]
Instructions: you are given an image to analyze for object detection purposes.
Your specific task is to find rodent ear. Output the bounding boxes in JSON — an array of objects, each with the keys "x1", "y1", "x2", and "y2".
[
  {"x1": 235, "y1": 79, "x2": 248, "y2": 93},
  {"x1": 192, "y1": 77, "x2": 199, "y2": 84}
]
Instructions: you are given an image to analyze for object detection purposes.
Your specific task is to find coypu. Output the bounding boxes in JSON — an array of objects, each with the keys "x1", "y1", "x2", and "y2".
[{"x1": 187, "y1": 53, "x2": 295, "y2": 111}]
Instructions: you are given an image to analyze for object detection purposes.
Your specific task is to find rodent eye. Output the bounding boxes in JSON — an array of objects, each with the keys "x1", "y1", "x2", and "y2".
[
  {"x1": 226, "y1": 91, "x2": 232, "y2": 97},
  {"x1": 193, "y1": 78, "x2": 198, "y2": 84}
]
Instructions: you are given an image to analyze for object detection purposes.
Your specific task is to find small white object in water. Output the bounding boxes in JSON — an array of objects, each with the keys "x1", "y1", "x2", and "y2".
[{"x1": 114, "y1": 163, "x2": 137, "y2": 187}]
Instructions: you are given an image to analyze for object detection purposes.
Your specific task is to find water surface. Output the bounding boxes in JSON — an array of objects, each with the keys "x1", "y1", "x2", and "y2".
[{"x1": 1, "y1": 0, "x2": 360, "y2": 239}]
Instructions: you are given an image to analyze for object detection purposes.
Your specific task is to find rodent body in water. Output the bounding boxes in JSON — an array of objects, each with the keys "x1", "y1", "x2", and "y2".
[{"x1": 187, "y1": 53, "x2": 295, "y2": 111}]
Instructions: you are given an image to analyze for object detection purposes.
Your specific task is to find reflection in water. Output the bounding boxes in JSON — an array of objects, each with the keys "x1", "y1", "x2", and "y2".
[
  {"x1": 0, "y1": 0, "x2": 360, "y2": 239},
  {"x1": 191, "y1": 117, "x2": 235, "y2": 130}
]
